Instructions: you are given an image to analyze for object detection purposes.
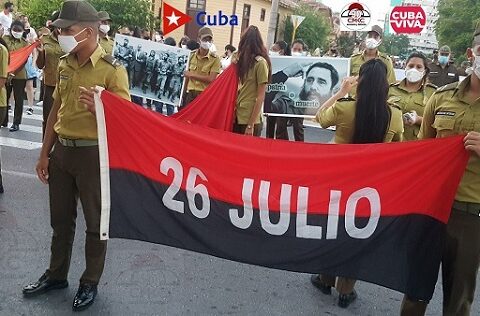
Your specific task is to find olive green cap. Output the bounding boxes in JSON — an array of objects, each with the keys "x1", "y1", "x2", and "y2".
[
  {"x1": 198, "y1": 26, "x2": 213, "y2": 40},
  {"x1": 439, "y1": 45, "x2": 451, "y2": 53},
  {"x1": 98, "y1": 11, "x2": 112, "y2": 22},
  {"x1": 51, "y1": 0, "x2": 100, "y2": 29},
  {"x1": 368, "y1": 25, "x2": 383, "y2": 37}
]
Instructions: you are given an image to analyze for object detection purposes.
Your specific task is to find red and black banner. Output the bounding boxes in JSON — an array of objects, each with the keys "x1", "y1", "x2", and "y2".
[{"x1": 96, "y1": 90, "x2": 469, "y2": 301}]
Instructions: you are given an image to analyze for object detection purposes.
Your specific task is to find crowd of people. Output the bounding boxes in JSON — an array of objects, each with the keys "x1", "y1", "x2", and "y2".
[{"x1": 0, "y1": 0, "x2": 477, "y2": 314}]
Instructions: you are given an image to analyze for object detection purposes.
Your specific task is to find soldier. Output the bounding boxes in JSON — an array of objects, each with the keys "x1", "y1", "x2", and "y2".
[
  {"x1": 36, "y1": 10, "x2": 63, "y2": 137},
  {"x1": 400, "y1": 26, "x2": 480, "y2": 316},
  {"x1": 21, "y1": 1, "x2": 130, "y2": 311},
  {"x1": 168, "y1": 55, "x2": 186, "y2": 103},
  {"x1": 131, "y1": 44, "x2": 146, "y2": 88},
  {"x1": 2, "y1": 20, "x2": 28, "y2": 131},
  {"x1": 142, "y1": 50, "x2": 156, "y2": 94},
  {"x1": 350, "y1": 25, "x2": 396, "y2": 85},
  {"x1": 155, "y1": 52, "x2": 170, "y2": 97},
  {"x1": 98, "y1": 11, "x2": 113, "y2": 55},
  {"x1": 428, "y1": 45, "x2": 460, "y2": 87},
  {"x1": 388, "y1": 51, "x2": 437, "y2": 141},
  {"x1": 183, "y1": 26, "x2": 221, "y2": 108},
  {"x1": 114, "y1": 37, "x2": 133, "y2": 83}
]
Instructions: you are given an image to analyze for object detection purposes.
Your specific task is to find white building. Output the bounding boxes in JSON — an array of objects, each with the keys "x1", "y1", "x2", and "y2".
[{"x1": 401, "y1": 0, "x2": 439, "y2": 55}]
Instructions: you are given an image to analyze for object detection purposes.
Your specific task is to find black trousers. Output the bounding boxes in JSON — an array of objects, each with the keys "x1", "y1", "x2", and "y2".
[
  {"x1": 276, "y1": 117, "x2": 304, "y2": 142},
  {"x1": 3, "y1": 79, "x2": 27, "y2": 126},
  {"x1": 233, "y1": 122, "x2": 263, "y2": 137},
  {"x1": 266, "y1": 116, "x2": 277, "y2": 138},
  {"x1": 42, "y1": 85, "x2": 55, "y2": 138}
]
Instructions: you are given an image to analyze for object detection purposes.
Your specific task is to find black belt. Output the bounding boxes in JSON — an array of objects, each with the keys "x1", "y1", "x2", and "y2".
[{"x1": 452, "y1": 200, "x2": 480, "y2": 216}]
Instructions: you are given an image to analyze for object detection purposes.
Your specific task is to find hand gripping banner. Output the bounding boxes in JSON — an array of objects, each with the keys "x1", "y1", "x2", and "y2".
[
  {"x1": 95, "y1": 90, "x2": 469, "y2": 301},
  {"x1": 8, "y1": 42, "x2": 40, "y2": 74}
]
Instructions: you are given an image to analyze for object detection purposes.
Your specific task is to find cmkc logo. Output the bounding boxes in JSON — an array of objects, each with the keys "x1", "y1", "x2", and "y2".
[
  {"x1": 163, "y1": 2, "x2": 239, "y2": 36},
  {"x1": 340, "y1": 2, "x2": 371, "y2": 31},
  {"x1": 390, "y1": 6, "x2": 426, "y2": 34}
]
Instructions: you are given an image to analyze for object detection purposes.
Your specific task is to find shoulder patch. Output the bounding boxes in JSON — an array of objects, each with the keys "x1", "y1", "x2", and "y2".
[
  {"x1": 102, "y1": 55, "x2": 122, "y2": 68},
  {"x1": 350, "y1": 52, "x2": 361, "y2": 58},
  {"x1": 436, "y1": 82, "x2": 458, "y2": 93},
  {"x1": 337, "y1": 97, "x2": 355, "y2": 102}
]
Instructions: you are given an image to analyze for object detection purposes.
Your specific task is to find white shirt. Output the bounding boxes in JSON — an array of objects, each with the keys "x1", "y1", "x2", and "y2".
[{"x1": 0, "y1": 11, "x2": 12, "y2": 33}]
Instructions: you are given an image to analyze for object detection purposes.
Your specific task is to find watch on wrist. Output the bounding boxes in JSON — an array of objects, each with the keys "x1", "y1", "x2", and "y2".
[{"x1": 247, "y1": 125, "x2": 252, "y2": 129}]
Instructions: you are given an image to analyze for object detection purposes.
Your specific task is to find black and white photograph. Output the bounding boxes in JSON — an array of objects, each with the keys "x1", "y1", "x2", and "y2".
[
  {"x1": 264, "y1": 56, "x2": 350, "y2": 116},
  {"x1": 113, "y1": 34, "x2": 190, "y2": 107}
]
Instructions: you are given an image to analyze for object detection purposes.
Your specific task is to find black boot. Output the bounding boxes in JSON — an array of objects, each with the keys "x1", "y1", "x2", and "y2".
[
  {"x1": 338, "y1": 290, "x2": 357, "y2": 308},
  {"x1": 22, "y1": 273, "x2": 68, "y2": 296},
  {"x1": 72, "y1": 284, "x2": 98, "y2": 311},
  {"x1": 310, "y1": 274, "x2": 332, "y2": 295}
]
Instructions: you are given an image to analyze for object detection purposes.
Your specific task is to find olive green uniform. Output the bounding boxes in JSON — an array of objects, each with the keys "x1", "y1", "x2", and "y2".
[
  {"x1": 184, "y1": 50, "x2": 220, "y2": 106},
  {"x1": 2, "y1": 35, "x2": 28, "y2": 127},
  {"x1": 99, "y1": 36, "x2": 114, "y2": 55},
  {"x1": 427, "y1": 62, "x2": 460, "y2": 87},
  {"x1": 47, "y1": 45, "x2": 130, "y2": 285},
  {"x1": 388, "y1": 79, "x2": 437, "y2": 141},
  {"x1": 401, "y1": 76, "x2": 480, "y2": 316},
  {"x1": 234, "y1": 56, "x2": 269, "y2": 136},
  {"x1": 350, "y1": 50, "x2": 396, "y2": 84},
  {"x1": 41, "y1": 34, "x2": 63, "y2": 134},
  {"x1": 316, "y1": 98, "x2": 404, "y2": 144}
]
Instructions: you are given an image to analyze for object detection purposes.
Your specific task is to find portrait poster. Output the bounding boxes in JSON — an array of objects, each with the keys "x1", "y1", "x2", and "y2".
[
  {"x1": 264, "y1": 56, "x2": 350, "y2": 117},
  {"x1": 113, "y1": 34, "x2": 190, "y2": 107}
]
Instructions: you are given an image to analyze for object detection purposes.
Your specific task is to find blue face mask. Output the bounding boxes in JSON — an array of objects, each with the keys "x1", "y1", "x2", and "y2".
[{"x1": 438, "y1": 55, "x2": 449, "y2": 65}]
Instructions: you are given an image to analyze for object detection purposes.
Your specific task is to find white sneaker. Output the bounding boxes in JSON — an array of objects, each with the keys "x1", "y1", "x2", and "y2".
[{"x1": 26, "y1": 108, "x2": 33, "y2": 115}]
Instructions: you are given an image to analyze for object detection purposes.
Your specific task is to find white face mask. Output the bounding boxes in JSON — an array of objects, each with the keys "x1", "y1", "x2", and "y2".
[
  {"x1": 58, "y1": 28, "x2": 88, "y2": 53},
  {"x1": 200, "y1": 40, "x2": 212, "y2": 50},
  {"x1": 11, "y1": 31, "x2": 23, "y2": 39},
  {"x1": 365, "y1": 38, "x2": 380, "y2": 50},
  {"x1": 99, "y1": 24, "x2": 110, "y2": 34},
  {"x1": 292, "y1": 51, "x2": 303, "y2": 57},
  {"x1": 181, "y1": 44, "x2": 187, "y2": 49},
  {"x1": 473, "y1": 55, "x2": 480, "y2": 79},
  {"x1": 405, "y1": 68, "x2": 425, "y2": 83},
  {"x1": 269, "y1": 50, "x2": 280, "y2": 56}
]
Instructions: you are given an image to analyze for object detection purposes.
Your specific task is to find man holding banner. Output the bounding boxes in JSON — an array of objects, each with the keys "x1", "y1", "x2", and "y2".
[
  {"x1": 22, "y1": 0, "x2": 130, "y2": 312},
  {"x1": 401, "y1": 27, "x2": 480, "y2": 316}
]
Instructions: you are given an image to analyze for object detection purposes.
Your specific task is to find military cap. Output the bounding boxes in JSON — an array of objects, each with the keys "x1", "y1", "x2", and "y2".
[
  {"x1": 98, "y1": 11, "x2": 112, "y2": 22},
  {"x1": 368, "y1": 25, "x2": 383, "y2": 37},
  {"x1": 439, "y1": 45, "x2": 451, "y2": 53},
  {"x1": 51, "y1": 0, "x2": 100, "y2": 29},
  {"x1": 198, "y1": 26, "x2": 213, "y2": 40},
  {"x1": 51, "y1": 10, "x2": 60, "y2": 22}
]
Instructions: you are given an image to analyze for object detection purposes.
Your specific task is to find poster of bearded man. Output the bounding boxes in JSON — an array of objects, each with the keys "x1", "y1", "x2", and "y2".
[{"x1": 264, "y1": 56, "x2": 350, "y2": 117}]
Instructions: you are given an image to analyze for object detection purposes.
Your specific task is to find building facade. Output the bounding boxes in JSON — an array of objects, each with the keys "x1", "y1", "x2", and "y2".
[{"x1": 152, "y1": 0, "x2": 296, "y2": 52}]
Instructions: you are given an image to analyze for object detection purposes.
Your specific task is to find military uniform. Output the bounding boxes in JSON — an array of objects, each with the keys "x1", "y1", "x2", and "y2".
[
  {"x1": 40, "y1": 33, "x2": 63, "y2": 135},
  {"x1": 234, "y1": 56, "x2": 269, "y2": 136},
  {"x1": 315, "y1": 98, "x2": 404, "y2": 143},
  {"x1": 388, "y1": 79, "x2": 437, "y2": 141},
  {"x1": 142, "y1": 53, "x2": 157, "y2": 93},
  {"x1": 155, "y1": 56, "x2": 171, "y2": 97},
  {"x1": 184, "y1": 49, "x2": 221, "y2": 105},
  {"x1": 168, "y1": 59, "x2": 186, "y2": 102},
  {"x1": 0, "y1": 43, "x2": 8, "y2": 191},
  {"x1": 401, "y1": 76, "x2": 480, "y2": 316},
  {"x1": 2, "y1": 34, "x2": 28, "y2": 128},
  {"x1": 99, "y1": 36, "x2": 114, "y2": 55},
  {"x1": 427, "y1": 62, "x2": 460, "y2": 87},
  {"x1": 47, "y1": 45, "x2": 130, "y2": 287}
]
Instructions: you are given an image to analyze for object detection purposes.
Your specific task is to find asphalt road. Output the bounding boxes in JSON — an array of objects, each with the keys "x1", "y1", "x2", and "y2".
[{"x1": 0, "y1": 113, "x2": 479, "y2": 315}]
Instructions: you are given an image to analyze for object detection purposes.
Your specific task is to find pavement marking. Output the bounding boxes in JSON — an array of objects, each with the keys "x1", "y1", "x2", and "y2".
[
  {"x1": 2, "y1": 123, "x2": 42, "y2": 134},
  {"x1": 2, "y1": 170, "x2": 37, "y2": 179},
  {"x1": 0, "y1": 137, "x2": 42, "y2": 150},
  {"x1": 8, "y1": 113, "x2": 43, "y2": 121}
]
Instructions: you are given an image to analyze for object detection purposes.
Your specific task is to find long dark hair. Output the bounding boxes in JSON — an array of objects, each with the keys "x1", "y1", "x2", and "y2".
[
  {"x1": 237, "y1": 25, "x2": 271, "y2": 83},
  {"x1": 274, "y1": 40, "x2": 291, "y2": 56},
  {"x1": 352, "y1": 59, "x2": 391, "y2": 144}
]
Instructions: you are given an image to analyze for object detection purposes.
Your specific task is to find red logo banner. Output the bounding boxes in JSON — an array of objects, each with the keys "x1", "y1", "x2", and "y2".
[{"x1": 163, "y1": 2, "x2": 192, "y2": 36}]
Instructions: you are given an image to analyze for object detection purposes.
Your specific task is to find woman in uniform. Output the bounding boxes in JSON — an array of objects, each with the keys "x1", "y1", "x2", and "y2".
[
  {"x1": 311, "y1": 59, "x2": 403, "y2": 308},
  {"x1": 388, "y1": 51, "x2": 437, "y2": 141},
  {"x1": 233, "y1": 25, "x2": 271, "y2": 136}
]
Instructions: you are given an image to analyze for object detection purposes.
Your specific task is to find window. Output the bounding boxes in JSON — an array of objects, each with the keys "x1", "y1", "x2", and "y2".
[
  {"x1": 260, "y1": 8, "x2": 266, "y2": 21},
  {"x1": 241, "y1": 4, "x2": 251, "y2": 32},
  {"x1": 188, "y1": 0, "x2": 206, "y2": 10}
]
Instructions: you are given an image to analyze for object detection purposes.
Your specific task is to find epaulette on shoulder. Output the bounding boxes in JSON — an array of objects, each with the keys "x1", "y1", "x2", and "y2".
[
  {"x1": 425, "y1": 82, "x2": 438, "y2": 89},
  {"x1": 389, "y1": 81, "x2": 401, "y2": 87},
  {"x1": 60, "y1": 53, "x2": 69, "y2": 59},
  {"x1": 389, "y1": 103, "x2": 402, "y2": 111},
  {"x1": 102, "y1": 55, "x2": 122, "y2": 68},
  {"x1": 337, "y1": 97, "x2": 355, "y2": 102},
  {"x1": 255, "y1": 55, "x2": 265, "y2": 62},
  {"x1": 209, "y1": 51, "x2": 218, "y2": 58},
  {"x1": 435, "y1": 82, "x2": 458, "y2": 93}
]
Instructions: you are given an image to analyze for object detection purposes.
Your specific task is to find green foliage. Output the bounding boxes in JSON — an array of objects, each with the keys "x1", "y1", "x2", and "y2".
[
  {"x1": 19, "y1": 0, "x2": 154, "y2": 31},
  {"x1": 336, "y1": 33, "x2": 356, "y2": 57},
  {"x1": 283, "y1": 4, "x2": 331, "y2": 52},
  {"x1": 379, "y1": 34, "x2": 410, "y2": 57},
  {"x1": 436, "y1": 0, "x2": 480, "y2": 61}
]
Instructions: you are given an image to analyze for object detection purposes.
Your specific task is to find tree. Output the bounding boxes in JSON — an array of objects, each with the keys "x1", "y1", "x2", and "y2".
[
  {"x1": 336, "y1": 33, "x2": 356, "y2": 57},
  {"x1": 20, "y1": 0, "x2": 154, "y2": 31},
  {"x1": 283, "y1": 4, "x2": 331, "y2": 52},
  {"x1": 379, "y1": 34, "x2": 410, "y2": 57},
  {"x1": 436, "y1": 0, "x2": 480, "y2": 61}
]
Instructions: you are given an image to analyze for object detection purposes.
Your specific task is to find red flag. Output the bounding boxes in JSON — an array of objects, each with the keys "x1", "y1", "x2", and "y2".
[
  {"x1": 8, "y1": 42, "x2": 40, "y2": 74},
  {"x1": 96, "y1": 89, "x2": 469, "y2": 301},
  {"x1": 172, "y1": 64, "x2": 238, "y2": 131},
  {"x1": 163, "y1": 2, "x2": 192, "y2": 36}
]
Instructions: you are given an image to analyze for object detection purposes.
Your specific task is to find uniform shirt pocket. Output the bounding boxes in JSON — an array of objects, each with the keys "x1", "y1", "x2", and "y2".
[{"x1": 432, "y1": 117, "x2": 456, "y2": 137}]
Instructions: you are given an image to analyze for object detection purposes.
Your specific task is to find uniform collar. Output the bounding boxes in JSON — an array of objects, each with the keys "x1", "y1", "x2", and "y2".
[
  {"x1": 398, "y1": 78, "x2": 426, "y2": 92},
  {"x1": 67, "y1": 44, "x2": 104, "y2": 68},
  {"x1": 195, "y1": 49, "x2": 213, "y2": 59},
  {"x1": 455, "y1": 75, "x2": 472, "y2": 101},
  {"x1": 361, "y1": 49, "x2": 379, "y2": 60}
]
